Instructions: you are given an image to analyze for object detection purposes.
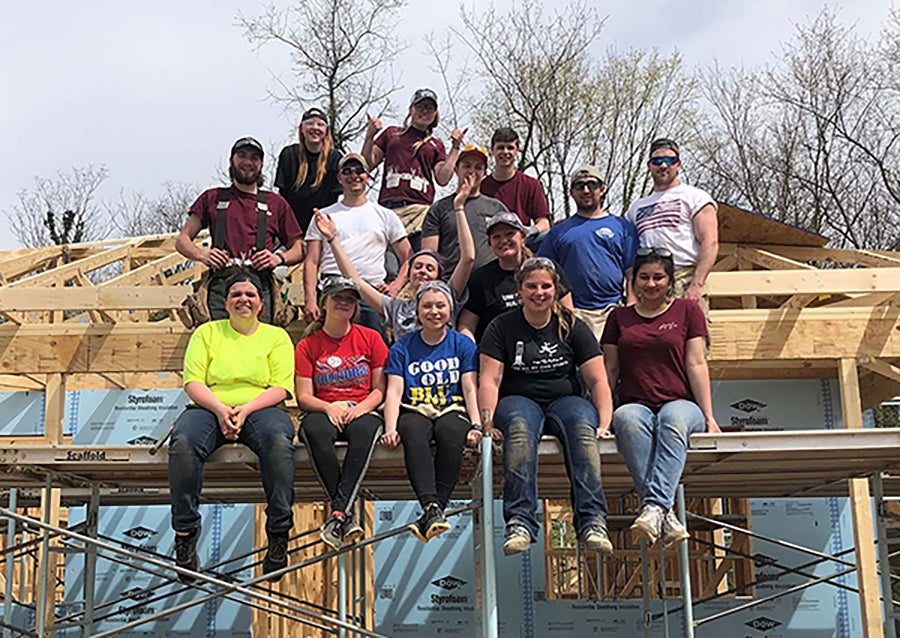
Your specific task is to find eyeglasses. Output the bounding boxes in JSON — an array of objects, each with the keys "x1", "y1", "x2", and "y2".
[
  {"x1": 413, "y1": 102, "x2": 437, "y2": 112},
  {"x1": 521, "y1": 256, "x2": 556, "y2": 271},
  {"x1": 636, "y1": 247, "x2": 673, "y2": 258},
  {"x1": 340, "y1": 165, "x2": 368, "y2": 175},
  {"x1": 571, "y1": 180, "x2": 602, "y2": 191},
  {"x1": 649, "y1": 156, "x2": 679, "y2": 167}
]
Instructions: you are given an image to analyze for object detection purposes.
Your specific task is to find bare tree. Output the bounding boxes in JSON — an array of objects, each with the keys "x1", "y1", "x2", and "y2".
[
  {"x1": 693, "y1": 10, "x2": 900, "y2": 250},
  {"x1": 238, "y1": 0, "x2": 407, "y2": 152},
  {"x1": 448, "y1": 0, "x2": 699, "y2": 219},
  {"x1": 588, "y1": 48, "x2": 701, "y2": 215},
  {"x1": 454, "y1": 0, "x2": 605, "y2": 216},
  {"x1": 6, "y1": 165, "x2": 109, "y2": 248},
  {"x1": 108, "y1": 181, "x2": 198, "y2": 237}
]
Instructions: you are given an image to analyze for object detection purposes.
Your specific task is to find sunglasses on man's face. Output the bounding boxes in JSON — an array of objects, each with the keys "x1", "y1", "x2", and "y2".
[
  {"x1": 340, "y1": 165, "x2": 368, "y2": 176},
  {"x1": 571, "y1": 180, "x2": 602, "y2": 191},
  {"x1": 649, "y1": 156, "x2": 679, "y2": 167}
]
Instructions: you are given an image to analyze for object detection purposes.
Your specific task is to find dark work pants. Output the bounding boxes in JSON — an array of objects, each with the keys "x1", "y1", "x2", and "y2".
[
  {"x1": 299, "y1": 412, "x2": 383, "y2": 513},
  {"x1": 396, "y1": 410, "x2": 471, "y2": 509}
]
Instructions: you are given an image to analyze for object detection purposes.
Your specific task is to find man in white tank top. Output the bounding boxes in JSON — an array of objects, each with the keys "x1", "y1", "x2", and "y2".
[{"x1": 624, "y1": 138, "x2": 718, "y2": 313}]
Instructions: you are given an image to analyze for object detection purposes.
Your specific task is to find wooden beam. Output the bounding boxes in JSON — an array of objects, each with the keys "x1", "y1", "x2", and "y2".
[
  {"x1": 101, "y1": 253, "x2": 192, "y2": 287},
  {"x1": 708, "y1": 307, "x2": 900, "y2": 362},
  {"x1": 0, "y1": 286, "x2": 190, "y2": 311},
  {"x1": 6, "y1": 243, "x2": 137, "y2": 288},
  {"x1": 827, "y1": 292, "x2": 900, "y2": 309},
  {"x1": 860, "y1": 358, "x2": 900, "y2": 385},
  {"x1": 760, "y1": 245, "x2": 900, "y2": 269},
  {"x1": 706, "y1": 268, "x2": 900, "y2": 297},
  {"x1": 736, "y1": 246, "x2": 817, "y2": 271},
  {"x1": 838, "y1": 358, "x2": 884, "y2": 638},
  {"x1": 43, "y1": 373, "x2": 65, "y2": 444}
]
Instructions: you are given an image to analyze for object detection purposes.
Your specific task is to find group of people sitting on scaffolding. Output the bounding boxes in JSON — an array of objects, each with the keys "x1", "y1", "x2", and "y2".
[{"x1": 169, "y1": 88, "x2": 721, "y2": 584}]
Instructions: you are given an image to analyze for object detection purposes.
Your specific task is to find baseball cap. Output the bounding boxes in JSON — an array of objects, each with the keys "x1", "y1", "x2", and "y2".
[
  {"x1": 338, "y1": 153, "x2": 369, "y2": 172},
  {"x1": 231, "y1": 136, "x2": 264, "y2": 159},
  {"x1": 301, "y1": 107, "x2": 329, "y2": 126},
  {"x1": 486, "y1": 211, "x2": 527, "y2": 234},
  {"x1": 320, "y1": 276, "x2": 360, "y2": 298},
  {"x1": 410, "y1": 88, "x2": 439, "y2": 107},
  {"x1": 457, "y1": 144, "x2": 489, "y2": 164},
  {"x1": 569, "y1": 165, "x2": 604, "y2": 186},
  {"x1": 649, "y1": 138, "x2": 679, "y2": 156}
]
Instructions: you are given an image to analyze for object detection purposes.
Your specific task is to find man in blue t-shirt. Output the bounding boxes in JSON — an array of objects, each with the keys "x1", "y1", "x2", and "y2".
[{"x1": 538, "y1": 165, "x2": 638, "y2": 341}]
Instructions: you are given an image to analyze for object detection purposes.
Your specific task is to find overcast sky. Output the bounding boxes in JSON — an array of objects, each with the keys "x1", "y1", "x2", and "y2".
[{"x1": 0, "y1": 0, "x2": 893, "y2": 251}]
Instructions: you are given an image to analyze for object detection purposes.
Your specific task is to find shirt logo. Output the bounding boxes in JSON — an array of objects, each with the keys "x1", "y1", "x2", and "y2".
[
  {"x1": 327, "y1": 356, "x2": 342, "y2": 368},
  {"x1": 658, "y1": 321, "x2": 678, "y2": 331},
  {"x1": 539, "y1": 342, "x2": 559, "y2": 355},
  {"x1": 595, "y1": 227, "x2": 614, "y2": 239}
]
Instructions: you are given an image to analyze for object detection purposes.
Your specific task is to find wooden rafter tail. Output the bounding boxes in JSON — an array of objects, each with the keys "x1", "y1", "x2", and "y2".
[{"x1": 736, "y1": 245, "x2": 817, "y2": 271}]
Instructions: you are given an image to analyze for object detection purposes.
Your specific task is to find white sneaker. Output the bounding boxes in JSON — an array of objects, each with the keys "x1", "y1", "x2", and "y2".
[
  {"x1": 661, "y1": 509, "x2": 690, "y2": 548},
  {"x1": 630, "y1": 504, "x2": 665, "y2": 545}
]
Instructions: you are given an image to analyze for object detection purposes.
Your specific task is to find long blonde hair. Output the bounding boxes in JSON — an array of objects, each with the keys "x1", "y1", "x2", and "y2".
[
  {"x1": 515, "y1": 258, "x2": 575, "y2": 342},
  {"x1": 294, "y1": 127, "x2": 334, "y2": 191},
  {"x1": 400, "y1": 108, "x2": 439, "y2": 155}
]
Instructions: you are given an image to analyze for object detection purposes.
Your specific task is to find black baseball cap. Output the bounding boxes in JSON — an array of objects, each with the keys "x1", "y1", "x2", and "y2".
[
  {"x1": 301, "y1": 107, "x2": 329, "y2": 126},
  {"x1": 410, "y1": 88, "x2": 438, "y2": 107},
  {"x1": 231, "y1": 136, "x2": 264, "y2": 159}
]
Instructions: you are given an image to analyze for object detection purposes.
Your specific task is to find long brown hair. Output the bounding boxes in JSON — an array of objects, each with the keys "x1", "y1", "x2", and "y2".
[
  {"x1": 515, "y1": 257, "x2": 575, "y2": 342},
  {"x1": 294, "y1": 126, "x2": 334, "y2": 191}
]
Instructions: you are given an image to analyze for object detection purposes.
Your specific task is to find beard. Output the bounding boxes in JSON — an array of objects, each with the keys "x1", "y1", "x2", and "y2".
[{"x1": 230, "y1": 164, "x2": 262, "y2": 187}]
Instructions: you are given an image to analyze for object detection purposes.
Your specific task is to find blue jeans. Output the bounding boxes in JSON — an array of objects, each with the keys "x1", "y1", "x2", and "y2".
[
  {"x1": 613, "y1": 400, "x2": 705, "y2": 510},
  {"x1": 494, "y1": 395, "x2": 608, "y2": 539},
  {"x1": 168, "y1": 405, "x2": 296, "y2": 534}
]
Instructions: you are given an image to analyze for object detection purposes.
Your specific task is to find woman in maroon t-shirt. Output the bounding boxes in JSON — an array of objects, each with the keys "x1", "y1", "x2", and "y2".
[
  {"x1": 295, "y1": 277, "x2": 389, "y2": 550},
  {"x1": 600, "y1": 248, "x2": 720, "y2": 549},
  {"x1": 361, "y1": 88, "x2": 466, "y2": 249}
]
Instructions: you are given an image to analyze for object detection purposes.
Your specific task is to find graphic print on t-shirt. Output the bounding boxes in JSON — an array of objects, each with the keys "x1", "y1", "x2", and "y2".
[
  {"x1": 406, "y1": 356, "x2": 462, "y2": 407},
  {"x1": 314, "y1": 354, "x2": 371, "y2": 394},
  {"x1": 511, "y1": 339, "x2": 568, "y2": 375},
  {"x1": 633, "y1": 200, "x2": 681, "y2": 234}
]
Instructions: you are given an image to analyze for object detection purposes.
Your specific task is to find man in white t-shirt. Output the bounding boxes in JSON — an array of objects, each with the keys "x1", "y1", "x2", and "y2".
[
  {"x1": 624, "y1": 138, "x2": 718, "y2": 310},
  {"x1": 304, "y1": 153, "x2": 411, "y2": 336}
]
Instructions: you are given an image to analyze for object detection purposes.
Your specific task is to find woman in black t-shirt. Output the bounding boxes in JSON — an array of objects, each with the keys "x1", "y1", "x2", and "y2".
[
  {"x1": 458, "y1": 212, "x2": 572, "y2": 342},
  {"x1": 479, "y1": 257, "x2": 613, "y2": 557},
  {"x1": 274, "y1": 107, "x2": 342, "y2": 233}
]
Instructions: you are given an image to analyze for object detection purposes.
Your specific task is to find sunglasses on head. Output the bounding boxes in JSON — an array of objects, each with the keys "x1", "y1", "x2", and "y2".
[
  {"x1": 636, "y1": 246, "x2": 673, "y2": 258},
  {"x1": 521, "y1": 256, "x2": 556, "y2": 271},
  {"x1": 571, "y1": 180, "x2": 602, "y2": 191},
  {"x1": 340, "y1": 165, "x2": 368, "y2": 175},
  {"x1": 649, "y1": 156, "x2": 679, "y2": 167}
]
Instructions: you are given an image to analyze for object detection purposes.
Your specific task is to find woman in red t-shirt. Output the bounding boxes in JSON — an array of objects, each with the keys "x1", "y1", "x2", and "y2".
[
  {"x1": 601, "y1": 248, "x2": 720, "y2": 549},
  {"x1": 295, "y1": 277, "x2": 388, "y2": 550}
]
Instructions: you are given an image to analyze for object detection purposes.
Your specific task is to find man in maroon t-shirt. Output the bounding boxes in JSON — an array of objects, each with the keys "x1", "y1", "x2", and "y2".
[
  {"x1": 480, "y1": 127, "x2": 551, "y2": 242},
  {"x1": 175, "y1": 137, "x2": 304, "y2": 324}
]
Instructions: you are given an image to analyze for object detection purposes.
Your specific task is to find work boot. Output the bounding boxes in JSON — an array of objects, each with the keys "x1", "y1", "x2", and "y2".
[
  {"x1": 630, "y1": 504, "x2": 665, "y2": 546},
  {"x1": 262, "y1": 531, "x2": 289, "y2": 582},
  {"x1": 174, "y1": 529, "x2": 200, "y2": 584}
]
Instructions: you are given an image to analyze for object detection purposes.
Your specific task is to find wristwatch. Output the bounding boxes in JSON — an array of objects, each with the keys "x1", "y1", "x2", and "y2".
[
  {"x1": 470, "y1": 422, "x2": 483, "y2": 432},
  {"x1": 277, "y1": 253, "x2": 286, "y2": 266}
]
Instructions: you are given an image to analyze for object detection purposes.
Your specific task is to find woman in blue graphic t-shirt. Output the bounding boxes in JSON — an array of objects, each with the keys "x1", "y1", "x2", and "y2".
[{"x1": 381, "y1": 281, "x2": 481, "y2": 542}]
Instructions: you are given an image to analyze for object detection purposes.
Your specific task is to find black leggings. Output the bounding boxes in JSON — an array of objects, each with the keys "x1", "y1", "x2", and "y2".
[
  {"x1": 299, "y1": 412, "x2": 383, "y2": 513},
  {"x1": 397, "y1": 411, "x2": 471, "y2": 509}
]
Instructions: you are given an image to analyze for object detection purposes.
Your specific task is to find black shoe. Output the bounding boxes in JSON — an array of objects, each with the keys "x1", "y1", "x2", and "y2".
[
  {"x1": 423, "y1": 503, "x2": 450, "y2": 540},
  {"x1": 407, "y1": 503, "x2": 450, "y2": 543},
  {"x1": 174, "y1": 529, "x2": 200, "y2": 584},
  {"x1": 262, "y1": 531, "x2": 289, "y2": 582}
]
